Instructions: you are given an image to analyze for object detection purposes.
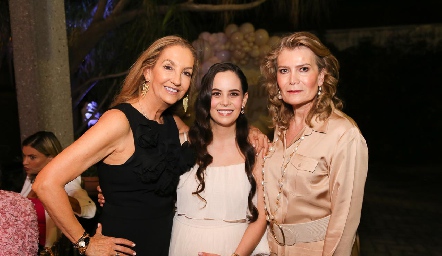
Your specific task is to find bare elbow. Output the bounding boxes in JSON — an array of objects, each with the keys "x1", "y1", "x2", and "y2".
[{"x1": 32, "y1": 176, "x2": 52, "y2": 198}]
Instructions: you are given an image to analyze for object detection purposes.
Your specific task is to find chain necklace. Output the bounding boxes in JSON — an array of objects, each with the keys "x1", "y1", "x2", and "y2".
[
  {"x1": 138, "y1": 101, "x2": 165, "y2": 124},
  {"x1": 138, "y1": 101, "x2": 149, "y2": 119},
  {"x1": 262, "y1": 126, "x2": 307, "y2": 221}
]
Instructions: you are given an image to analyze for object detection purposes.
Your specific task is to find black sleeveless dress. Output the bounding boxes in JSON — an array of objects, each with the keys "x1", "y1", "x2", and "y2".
[{"x1": 98, "y1": 103, "x2": 194, "y2": 256}]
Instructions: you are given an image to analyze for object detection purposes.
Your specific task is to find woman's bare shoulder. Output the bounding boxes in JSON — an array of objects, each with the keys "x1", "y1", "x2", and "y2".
[{"x1": 77, "y1": 109, "x2": 131, "y2": 146}]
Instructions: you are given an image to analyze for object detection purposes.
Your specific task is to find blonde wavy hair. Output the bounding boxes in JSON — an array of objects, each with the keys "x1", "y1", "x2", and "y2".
[
  {"x1": 111, "y1": 35, "x2": 198, "y2": 107},
  {"x1": 260, "y1": 31, "x2": 342, "y2": 129}
]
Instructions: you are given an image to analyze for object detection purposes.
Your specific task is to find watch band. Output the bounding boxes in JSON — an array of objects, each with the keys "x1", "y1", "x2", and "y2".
[{"x1": 73, "y1": 231, "x2": 90, "y2": 255}]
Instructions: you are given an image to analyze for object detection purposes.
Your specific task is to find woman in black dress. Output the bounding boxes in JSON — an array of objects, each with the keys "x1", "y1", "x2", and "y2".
[{"x1": 33, "y1": 35, "x2": 198, "y2": 256}]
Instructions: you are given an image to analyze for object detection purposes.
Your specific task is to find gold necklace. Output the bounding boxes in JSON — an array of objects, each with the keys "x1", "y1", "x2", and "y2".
[
  {"x1": 262, "y1": 126, "x2": 307, "y2": 221},
  {"x1": 138, "y1": 101, "x2": 148, "y2": 119},
  {"x1": 138, "y1": 101, "x2": 164, "y2": 123}
]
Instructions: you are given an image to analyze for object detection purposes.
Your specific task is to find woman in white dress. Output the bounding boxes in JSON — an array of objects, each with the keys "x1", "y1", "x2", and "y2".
[{"x1": 169, "y1": 62, "x2": 269, "y2": 256}]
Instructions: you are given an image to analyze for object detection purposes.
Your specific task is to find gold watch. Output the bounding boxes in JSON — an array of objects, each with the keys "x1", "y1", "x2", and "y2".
[{"x1": 73, "y1": 232, "x2": 90, "y2": 255}]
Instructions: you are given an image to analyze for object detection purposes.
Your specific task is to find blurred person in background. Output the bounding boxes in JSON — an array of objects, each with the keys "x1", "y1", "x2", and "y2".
[{"x1": 20, "y1": 131, "x2": 96, "y2": 254}]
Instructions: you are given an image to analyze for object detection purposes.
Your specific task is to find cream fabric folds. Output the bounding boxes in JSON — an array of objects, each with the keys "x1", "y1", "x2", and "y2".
[
  {"x1": 170, "y1": 163, "x2": 270, "y2": 255},
  {"x1": 264, "y1": 109, "x2": 368, "y2": 256},
  {"x1": 176, "y1": 163, "x2": 250, "y2": 221}
]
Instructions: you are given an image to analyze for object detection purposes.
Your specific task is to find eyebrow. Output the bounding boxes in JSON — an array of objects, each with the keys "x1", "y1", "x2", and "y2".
[
  {"x1": 212, "y1": 88, "x2": 242, "y2": 92},
  {"x1": 163, "y1": 59, "x2": 193, "y2": 71},
  {"x1": 278, "y1": 63, "x2": 311, "y2": 68}
]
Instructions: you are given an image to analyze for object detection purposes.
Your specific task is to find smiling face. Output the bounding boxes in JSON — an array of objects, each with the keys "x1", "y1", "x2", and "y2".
[
  {"x1": 22, "y1": 145, "x2": 52, "y2": 177},
  {"x1": 277, "y1": 46, "x2": 324, "y2": 111},
  {"x1": 210, "y1": 71, "x2": 248, "y2": 128},
  {"x1": 143, "y1": 44, "x2": 195, "y2": 106}
]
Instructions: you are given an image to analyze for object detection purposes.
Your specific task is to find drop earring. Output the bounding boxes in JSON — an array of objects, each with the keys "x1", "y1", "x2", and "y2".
[
  {"x1": 241, "y1": 106, "x2": 245, "y2": 114},
  {"x1": 317, "y1": 86, "x2": 322, "y2": 96},
  {"x1": 183, "y1": 94, "x2": 189, "y2": 112},
  {"x1": 141, "y1": 80, "x2": 150, "y2": 97},
  {"x1": 277, "y1": 90, "x2": 282, "y2": 100}
]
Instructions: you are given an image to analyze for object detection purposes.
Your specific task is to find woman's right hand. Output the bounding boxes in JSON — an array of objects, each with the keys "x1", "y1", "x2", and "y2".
[
  {"x1": 97, "y1": 185, "x2": 105, "y2": 207},
  {"x1": 86, "y1": 223, "x2": 136, "y2": 255},
  {"x1": 248, "y1": 126, "x2": 270, "y2": 156}
]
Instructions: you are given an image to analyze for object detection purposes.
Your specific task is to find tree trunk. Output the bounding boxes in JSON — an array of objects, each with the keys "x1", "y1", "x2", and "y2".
[{"x1": 8, "y1": 0, "x2": 74, "y2": 147}]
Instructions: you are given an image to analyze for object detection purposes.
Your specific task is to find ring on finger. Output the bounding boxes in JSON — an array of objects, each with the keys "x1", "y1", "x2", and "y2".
[{"x1": 115, "y1": 253, "x2": 120, "y2": 256}]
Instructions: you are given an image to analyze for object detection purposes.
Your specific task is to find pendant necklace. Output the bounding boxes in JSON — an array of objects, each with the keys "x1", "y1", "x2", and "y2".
[{"x1": 261, "y1": 125, "x2": 307, "y2": 221}]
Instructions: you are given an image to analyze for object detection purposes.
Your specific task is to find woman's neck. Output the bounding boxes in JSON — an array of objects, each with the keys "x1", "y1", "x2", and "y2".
[
  {"x1": 208, "y1": 124, "x2": 244, "y2": 166},
  {"x1": 134, "y1": 96, "x2": 166, "y2": 123},
  {"x1": 211, "y1": 124, "x2": 236, "y2": 142},
  {"x1": 291, "y1": 101, "x2": 313, "y2": 127}
]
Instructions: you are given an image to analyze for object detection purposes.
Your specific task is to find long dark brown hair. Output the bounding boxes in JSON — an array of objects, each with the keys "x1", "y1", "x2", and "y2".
[{"x1": 189, "y1": 62, "x2": 258, "y2": 222}]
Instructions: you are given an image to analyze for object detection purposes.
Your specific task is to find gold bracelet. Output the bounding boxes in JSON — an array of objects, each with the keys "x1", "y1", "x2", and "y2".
[
  {"x1": 73, "y1": 231, "x2": 88, "y2": 247},
  {"x1": 73, "y1": 231, "x2": 90, "y2": 255},
  {"x1": 44, "y1": 247, "x2": 55, "y2": 256}
]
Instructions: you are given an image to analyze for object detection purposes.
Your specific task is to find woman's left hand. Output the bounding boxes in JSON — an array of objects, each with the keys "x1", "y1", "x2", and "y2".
[{"x1": 86, "y1": 223, "x2": 136, "y2": 255}]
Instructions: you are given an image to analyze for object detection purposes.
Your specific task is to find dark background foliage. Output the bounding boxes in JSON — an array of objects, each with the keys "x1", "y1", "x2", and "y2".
[{"x1": 333, "y1": 39, "x2": 442, "y2": 164}]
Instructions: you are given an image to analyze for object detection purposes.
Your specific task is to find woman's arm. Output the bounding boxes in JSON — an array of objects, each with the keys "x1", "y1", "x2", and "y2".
[
  {"x1": 33, "y1": 109, "x2": 136, "y2": 255},
  {"x1": 232, "y1": 150, "x2": 268, "y2": 256},
  {"x1": 323, "y1": 127, "x2": 368, "y2": 255}
]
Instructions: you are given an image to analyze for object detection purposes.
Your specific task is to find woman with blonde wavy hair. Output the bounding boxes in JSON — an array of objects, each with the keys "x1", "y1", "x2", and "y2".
[
  {"x1": 34, "y1": 36, "x2": 198, "y2": 256},
  {"x1": 260, "y1": 31, "x2": 368, "y2": 255}
]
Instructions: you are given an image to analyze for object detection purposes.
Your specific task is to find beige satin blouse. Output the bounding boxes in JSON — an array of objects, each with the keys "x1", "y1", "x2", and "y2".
[{"x1": 263, "y1": 109, "x2": 368, "y2": 256}]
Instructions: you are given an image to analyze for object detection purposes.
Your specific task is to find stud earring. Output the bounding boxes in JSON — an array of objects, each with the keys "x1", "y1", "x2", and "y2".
[
  {"x1": 241, "y1": 106, "x2": 245, "y2": 114},
  {"x1": 277, "y1": 90, "x2": 282, "y2": 100},
  {"x1": 183, "y1": 94, "x2": 189, "y2": 113},
  {"x1": 141, "y1": 80, "x2": 150, "y2": 97},
  {"x1": 317, "y1": 86, "x2": 322, "y2": 96}
]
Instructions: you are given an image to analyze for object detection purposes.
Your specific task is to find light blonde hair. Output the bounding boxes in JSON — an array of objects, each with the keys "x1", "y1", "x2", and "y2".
[
  {"x1": 111, "y1": 35, "x2": 198, "y2": 107},
  {"x1": 260, "y1": 31, "x2": 342, "y2": 129}
]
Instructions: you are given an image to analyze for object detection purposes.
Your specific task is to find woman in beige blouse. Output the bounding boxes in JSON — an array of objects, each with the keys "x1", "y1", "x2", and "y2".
[{"x1": 260, "y1": 31, "x2": 368, "y2": 256}]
